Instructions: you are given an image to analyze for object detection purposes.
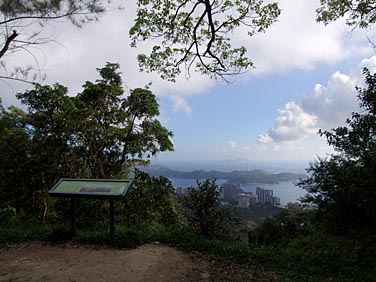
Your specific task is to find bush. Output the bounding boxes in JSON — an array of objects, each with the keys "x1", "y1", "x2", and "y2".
[
  {"x1": 179, "y1": 179, "x2": 235, "y2": 237},
  {"x1": 0, "y1": 205, "x2": 17, "y2": 226},
  {"x1": 248, "y1": 210, "x2": 315, "y2": 246}
]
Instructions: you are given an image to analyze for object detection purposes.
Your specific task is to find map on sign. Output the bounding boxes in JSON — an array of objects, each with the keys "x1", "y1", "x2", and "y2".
[{"x1": 49, "y1": 178, "x2": 133, "y2": 199}]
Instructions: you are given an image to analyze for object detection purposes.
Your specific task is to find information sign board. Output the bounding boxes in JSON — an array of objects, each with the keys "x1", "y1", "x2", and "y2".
[{"x1": 49, "y1": 178, "x2": 133, "y2": 199}]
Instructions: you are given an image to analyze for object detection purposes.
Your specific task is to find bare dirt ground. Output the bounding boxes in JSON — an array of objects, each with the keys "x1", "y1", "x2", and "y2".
[{"x1": 0, "y1": 242, "x2": 210, "y2": 282}]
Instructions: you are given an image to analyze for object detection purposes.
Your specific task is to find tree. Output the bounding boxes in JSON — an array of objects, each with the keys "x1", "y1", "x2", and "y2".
[
  {"x1": 130, "y1": 0, "x2": 280, "y2": 81},
  {"x1": 0, "y1": 101, "x2": 34, "y2": 216},
  {"x1": 121, "y1": 170, "x2": 177, "y2": 228},
  {"x1": 316, "y1": 0, "x2": 376, "y2": 28},
  {"x1": 13, "y1": 84, "x2": 78, "y2": 222},
  {"x1": 299, "y1": 68, "x2": 376, "y2": 234},
  {"x1": 17, "y1": 63, "x2": 174, "y2": 181},
  {"x1": 180, "y1": 179, "x2": 234, "y2": 236},
  {"x1": 0, "y1": 0, "x2": 108, "y2": 82},
  {"x1": 73, "y1": 63, "x2": 174, "y2": 179}
]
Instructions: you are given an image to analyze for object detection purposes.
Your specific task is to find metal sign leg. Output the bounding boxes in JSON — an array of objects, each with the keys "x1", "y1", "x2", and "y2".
[
  {"x1": 71, "y1": 198, "x2": 77, "y2": 236},
  {"x1": 109, "y1": 199, "x2": 115, "y2": 240}
]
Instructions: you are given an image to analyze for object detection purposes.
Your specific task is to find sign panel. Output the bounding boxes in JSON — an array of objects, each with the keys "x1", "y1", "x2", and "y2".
[{"x1": 49, "y1": 178, "x2": 133, "y2": 199}]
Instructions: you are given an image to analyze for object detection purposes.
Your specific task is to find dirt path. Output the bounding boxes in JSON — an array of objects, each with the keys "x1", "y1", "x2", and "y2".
[{"x1": 0, "y1": 242, "x2": 210, "y2": 282}]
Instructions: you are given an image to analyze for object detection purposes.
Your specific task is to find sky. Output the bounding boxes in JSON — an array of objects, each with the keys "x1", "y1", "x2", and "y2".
[{"x1": 1, "y1": 0, "x2": 376, "y2": 171}]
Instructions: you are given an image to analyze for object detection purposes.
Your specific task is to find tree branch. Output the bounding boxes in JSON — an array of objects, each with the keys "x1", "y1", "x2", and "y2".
[
  {"x1": 0, "y1": 74, "x2": 36, "y2": 84},
  {"x1": 0, "y1": 30, "x2": 18, "y2": 59},
  {"x1": 0, "y1": 11, "x2": 96, "y2": 26}
]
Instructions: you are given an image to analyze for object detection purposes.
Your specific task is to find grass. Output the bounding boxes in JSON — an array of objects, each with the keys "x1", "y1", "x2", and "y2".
[{"x1": 0, "y1": 223, "x2": 375, "y2": 282}]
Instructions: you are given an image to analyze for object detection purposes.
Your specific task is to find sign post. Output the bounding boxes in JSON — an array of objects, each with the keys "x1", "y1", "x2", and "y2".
[{"x1": 49, "y1": 178, "x2": 133, "y2": 239}]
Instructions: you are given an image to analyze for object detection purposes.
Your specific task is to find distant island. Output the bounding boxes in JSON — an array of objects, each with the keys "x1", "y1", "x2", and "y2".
[{"x1": 141, "y1": 164, "x2": 307, "y2": 184}]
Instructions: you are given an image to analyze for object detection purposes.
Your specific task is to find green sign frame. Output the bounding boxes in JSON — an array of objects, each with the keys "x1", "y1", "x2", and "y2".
[
  {"x1": 49, "y1": 178, "x2": 133, "y2": 199},
  {"x1": 49, "y1": 178, "x2": 134, "y2": 239}
]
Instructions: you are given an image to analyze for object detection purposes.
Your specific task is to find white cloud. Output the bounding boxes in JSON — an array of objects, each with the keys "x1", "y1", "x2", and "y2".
[
  {"x1": 258, "y1": 55, "x2": 376, "y2": 145},
  {"x1": 298, "y1": 71, "x2": 358, "y2": 130},
  {"x1": 360, "y1": 56, "x2": 376, "y2": 73},
  {"x1": 170, "y1": 95, "x2": 192, "y2": 115},
  {"x1": 259, "y1": 102, "x2": 318, "y2": 143},
  {"x1": 234, "y1": 0, "x2": 371, "y2": 76},
  {"x1": 228, "y1": 140, "x2": 237, "y2": 148}
]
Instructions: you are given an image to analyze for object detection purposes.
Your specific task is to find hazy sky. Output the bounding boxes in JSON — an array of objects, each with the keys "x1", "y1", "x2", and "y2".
[{"x1": 1, "y1": 0, "x2": 375, "y2": 167}]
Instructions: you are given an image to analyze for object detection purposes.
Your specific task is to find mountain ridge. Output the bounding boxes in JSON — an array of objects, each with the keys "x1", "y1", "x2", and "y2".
[{"x1": 140, "y1": 164, "x2": 307, "y2": 184}]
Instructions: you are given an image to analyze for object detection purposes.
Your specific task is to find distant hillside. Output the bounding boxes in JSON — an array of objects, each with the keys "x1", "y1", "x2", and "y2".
[{"x1": 140, "y1": 164, "x2": 306, "y2": 184}]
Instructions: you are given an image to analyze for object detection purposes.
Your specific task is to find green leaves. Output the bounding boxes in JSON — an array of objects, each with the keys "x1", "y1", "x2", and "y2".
[
  {"x1": 180, "y1": 179, "x2": 234, "y2": 237},
  {"x1": 130, "y1": 0, "x2": 280, "y2": 81},
  {"x1": 72, "y1": 63, "x2": 173, "y2": 178},
  {"x1": 316, "y1": 0, "x2": 376, "y2": 28},
  {"x1": 122, "y1": 170, "x2": 177, "y2": 227}
]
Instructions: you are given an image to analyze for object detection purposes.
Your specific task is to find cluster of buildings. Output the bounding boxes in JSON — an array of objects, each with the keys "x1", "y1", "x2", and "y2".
[
  {"x1": 174, "y1": 182, "x2": 281, "y2": 208},
  {"x1": 174, "y1": 182, "x2": 318, "y2": 210},
  {"x1": 221, "y1": 183, "x2": 280, "y2": 208}
]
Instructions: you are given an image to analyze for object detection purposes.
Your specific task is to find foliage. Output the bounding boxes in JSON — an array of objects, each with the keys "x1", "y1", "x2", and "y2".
[
  {"x1": 0, "y1": 0, "x2": 108, "y2": 82},
  {"x1": 0, "y1": 103, "x2": 36, "y2": 217},
  {"x1": 130, "y1": 0, "x2": 280, "y2": 81},
  {"x1": 0, "y1": 205, "x2": 16, "y2": 226},
  {"x1": 15, "y1": 62, "x2": 173, "y2": 180},
  {"x1": 0, "y1": 63, "x2": 173, "y2": 221},
  {"x1": 316, "y1": 0, "x2": 376, "y2": 28},
  {"x1": 0, "y1": 0, "x2": 280, "y2": 84},
  {"x1": 71, "y1": 63, "x2": 174, "y2": 179},
  {"x1": 120, "y1": 170, "x2": 178, "y2": 228},
  {"x1": 298, "y1": 68, "x2": 376, "y2": 234},
  {"x1": 179, "y1": 179, "x2": 235, "y2": 236},
  {"x1": 234, "y1": 205, "x2": 283, "y2": 225},
  {"x1": 248, "y1": 210, "x2": 316, "y2": 246}
]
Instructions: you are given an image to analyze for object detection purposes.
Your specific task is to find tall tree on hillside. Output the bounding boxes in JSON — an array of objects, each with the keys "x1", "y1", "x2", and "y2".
[
  {"x1": 299, "y1": 68, "x2": 376, "y2": 234},
  {"x1": 16, "y1": 63, "x2": 173, "y2": 181},
  {"x1": 15, "y1": 83, "x2": 78, "y2": 221},
  {"x1": 73, "y1": 63, "x2": 174, "y2": 179},
  {"x1": 0, "y1": 101, "x2": 34, "y2": 215}
]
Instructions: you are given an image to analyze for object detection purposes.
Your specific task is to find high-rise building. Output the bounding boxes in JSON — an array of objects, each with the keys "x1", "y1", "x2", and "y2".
[
  {"x1": 222, "y1": 183, "x2": 239, "y2": 201},
  {"x1": 256, "y1": 187, "x2": 274, "y2": 204}
]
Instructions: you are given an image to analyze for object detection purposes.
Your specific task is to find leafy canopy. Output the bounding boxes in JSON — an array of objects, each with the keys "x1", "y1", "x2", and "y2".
[
  {"x1": 0, "y1": 0, "x2": 281, "y2": 83},
  {"x1": 180, "y1": 179, "x2": 234, "y2": 236},
  {"x1": 130, "y1": 0, "x2": 280, "y2": 81},
  {"x1": 317, "y1": 0, "x2": 376, "y2": 28}
]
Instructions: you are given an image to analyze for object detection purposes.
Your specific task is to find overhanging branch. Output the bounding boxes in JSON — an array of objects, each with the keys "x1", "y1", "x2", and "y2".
[{"x1": 0, "y1": 30, "x2": 18, "y2": 59}]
